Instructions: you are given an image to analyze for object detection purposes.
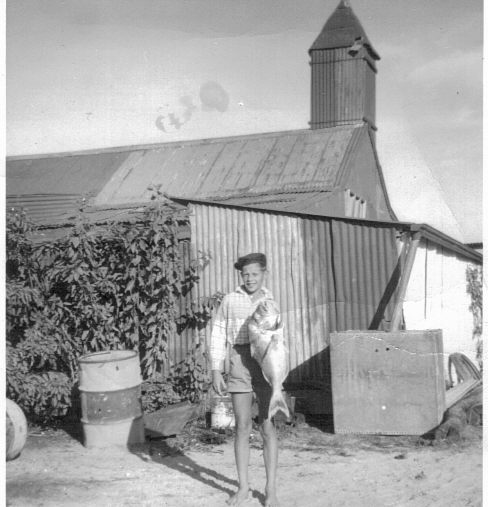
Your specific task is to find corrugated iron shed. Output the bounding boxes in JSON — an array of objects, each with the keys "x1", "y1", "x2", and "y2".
[
  {"x1": 7, "y1": 122, "x2": 396, "y2": 222},
  {"x1": 174, "y1": 198, "x2": 481, "y2": 382},
  {"x1": 186, "y1": 200, "x2": 402, "y2": 382}
]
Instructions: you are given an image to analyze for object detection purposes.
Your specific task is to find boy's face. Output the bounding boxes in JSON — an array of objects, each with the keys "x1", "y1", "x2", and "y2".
[{"x1": 240, "y1": 262, "x2": 265, "y2": 295}]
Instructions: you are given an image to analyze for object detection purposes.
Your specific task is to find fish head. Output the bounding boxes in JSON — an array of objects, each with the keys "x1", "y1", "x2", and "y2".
[{"x1": 252, "y1": 299, "x2": 281, "y2": 331}]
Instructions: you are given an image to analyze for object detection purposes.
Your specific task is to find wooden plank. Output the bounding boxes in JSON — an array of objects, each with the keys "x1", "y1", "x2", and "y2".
[{"x1": 445, "y1": 379, "x2": 481, "y2": 410}]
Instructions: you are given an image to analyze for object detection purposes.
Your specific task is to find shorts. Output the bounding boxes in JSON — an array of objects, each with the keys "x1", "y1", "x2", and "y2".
[{"x1": 227, "y1": 344, "x2": 272, "y2": 421}]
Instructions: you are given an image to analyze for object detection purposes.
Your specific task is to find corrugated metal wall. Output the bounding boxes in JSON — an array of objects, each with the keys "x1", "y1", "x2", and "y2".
[
  {"x1": 188, "y1": 203, "x2": 401, "y2": 383},
  {"x1": 403, "y1": 238, "x2": 478, "y2": 370},
  {"x1": 168, "y1": 239, "x2": 195, "y2": 369},
  {"x1": 310, "y1": 48, "x2": 376, "y2": 130}
]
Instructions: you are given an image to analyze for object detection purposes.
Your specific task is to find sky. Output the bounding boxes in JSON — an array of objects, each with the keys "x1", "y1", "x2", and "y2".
[{"x1": 5, "y1": 0, "x2": 484, "y2": 242}]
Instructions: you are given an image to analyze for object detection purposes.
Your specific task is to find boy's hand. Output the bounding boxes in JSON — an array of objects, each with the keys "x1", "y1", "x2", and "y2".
[{"x1": 212, "y1": 370, "x2": 227, "y2": 396}]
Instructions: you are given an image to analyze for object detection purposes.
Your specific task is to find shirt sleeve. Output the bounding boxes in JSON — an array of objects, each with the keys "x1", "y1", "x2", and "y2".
[{"x1": 209, "y1": 296, "x2": 228, "y2": 371}]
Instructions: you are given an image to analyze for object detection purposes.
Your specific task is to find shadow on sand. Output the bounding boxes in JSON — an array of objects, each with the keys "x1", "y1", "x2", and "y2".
[{"x1": 130, "y1": 438, "x2": 266, "y2": 505}]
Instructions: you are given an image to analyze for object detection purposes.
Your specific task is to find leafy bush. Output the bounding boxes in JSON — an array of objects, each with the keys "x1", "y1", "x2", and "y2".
[
  {"x1": 141, "y1": 379, "x2": 182, "y2": 413},
  {"x1": 466, "y1": 264, "x2": 483, "y2": 370},
  {"x1": 168, "y1": 343, "x2": 209, "y2": 403},
  {"x1": 6, "y1": 204, "x2": 214, "y2": 423}
]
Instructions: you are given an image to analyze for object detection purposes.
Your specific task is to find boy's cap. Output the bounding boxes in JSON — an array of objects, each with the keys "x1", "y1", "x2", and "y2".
[{"x1": 234, "y1": 253, "x2": 267, "y2": 271}]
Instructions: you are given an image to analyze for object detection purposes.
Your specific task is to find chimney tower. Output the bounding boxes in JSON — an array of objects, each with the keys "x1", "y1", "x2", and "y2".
[{"x1": 309, "y1": 0, "x2": 380, "y2": 132}]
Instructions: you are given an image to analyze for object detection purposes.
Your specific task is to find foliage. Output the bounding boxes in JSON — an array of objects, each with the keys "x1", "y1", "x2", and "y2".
[
  {"x1": 141, "y1": 379, "x2": 182, "y2": 413},
  {"x1": 168, "y1": 343, "x2": 210, "y2": 403},
  {"x1": 6, "y1": 203, "x2": 213, "y2": 423},
  {"x1": 466, "y1": 264, "x2": 483, "y2": 370}
]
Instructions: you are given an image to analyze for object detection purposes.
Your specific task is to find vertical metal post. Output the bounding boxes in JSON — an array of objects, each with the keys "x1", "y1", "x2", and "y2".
[{"x1": 389, "y1": 231, "x2": 422, "y2": 331}]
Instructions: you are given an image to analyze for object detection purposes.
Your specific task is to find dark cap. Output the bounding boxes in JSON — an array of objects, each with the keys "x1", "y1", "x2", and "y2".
[{"x1": 234, "y1": 253, "x2": 267, "y2": 271}]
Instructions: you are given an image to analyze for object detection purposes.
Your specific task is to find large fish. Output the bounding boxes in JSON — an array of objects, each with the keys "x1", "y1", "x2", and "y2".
[{"x1": 248, "y1": 300, "x2": 290, "y2": 420}]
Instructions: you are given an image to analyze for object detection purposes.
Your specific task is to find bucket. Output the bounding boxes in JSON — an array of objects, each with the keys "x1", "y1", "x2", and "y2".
[
  {"x1": 211, "y1": 395, "x2": 235, "y2": 429},
  {"x1": 6, "y1": 399, "x2": 28, "y2": 461},
  {"x1": 78, "y1": 350, "x2": 145, "y2": 447}
]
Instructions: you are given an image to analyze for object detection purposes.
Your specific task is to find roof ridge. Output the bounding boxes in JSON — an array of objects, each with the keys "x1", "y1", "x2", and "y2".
[
  {"x1": 6, "y1": 125, "x2": 362, "y2": 161},
  {"x1": 206, "y1": 186, "x2": 334, "y2": 202}
]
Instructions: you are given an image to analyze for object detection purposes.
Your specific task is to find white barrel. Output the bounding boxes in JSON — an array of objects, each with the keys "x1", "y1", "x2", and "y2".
[{"x1": 6, "y1": 399, "x2": 28, "y2": 461}]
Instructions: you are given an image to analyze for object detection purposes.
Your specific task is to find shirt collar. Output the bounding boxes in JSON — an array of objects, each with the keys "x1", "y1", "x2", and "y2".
[{"x1": 235, "y1": 285, "x2": 272, "y2": 299}]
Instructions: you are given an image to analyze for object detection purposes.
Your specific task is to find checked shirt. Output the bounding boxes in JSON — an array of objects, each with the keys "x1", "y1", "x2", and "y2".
[{"x1": 209, "y1": 286, "x2": 273, "y2": 371}]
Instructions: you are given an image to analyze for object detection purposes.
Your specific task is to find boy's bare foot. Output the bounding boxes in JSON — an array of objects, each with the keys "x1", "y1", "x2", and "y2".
[
  {"x1": 227, "y1": 487, "x2": 250, "y2": 506},
  {"x1": 264, "y1": 489, "x2": 280, "y2": 507}
]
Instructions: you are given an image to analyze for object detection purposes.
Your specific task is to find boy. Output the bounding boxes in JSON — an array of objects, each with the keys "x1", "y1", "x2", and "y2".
[{"x1": 211, "y1": 253, "x2": 280, "y2": 507}]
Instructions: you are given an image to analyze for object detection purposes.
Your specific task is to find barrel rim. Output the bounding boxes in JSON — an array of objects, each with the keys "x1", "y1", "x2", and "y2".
[
  {"x1": 79, "y1": 384, "x2": 142, "y2": 394},
  {"x1": 81, "y1": 415, "x2": 144, "y2": 425},
  {"x1": 79, "y1": 349, "x2": 138, "y2": 364}
]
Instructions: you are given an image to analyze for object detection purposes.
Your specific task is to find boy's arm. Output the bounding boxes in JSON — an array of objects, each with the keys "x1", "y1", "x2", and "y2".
[
  {"x1": 209, "y1": 296, "x2": 228, "y2": 371},
  {"x1": 210, "y1": 297, "x2": 228, "y2": 395}
]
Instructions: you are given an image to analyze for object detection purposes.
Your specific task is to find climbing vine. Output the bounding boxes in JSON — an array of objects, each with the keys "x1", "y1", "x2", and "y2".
[
  {"x1": 6, "y1": 203, "x2": 214, "y2": 423},
  {"x1": 466, "y1": 264, "x2": 483, "y2": 370}
]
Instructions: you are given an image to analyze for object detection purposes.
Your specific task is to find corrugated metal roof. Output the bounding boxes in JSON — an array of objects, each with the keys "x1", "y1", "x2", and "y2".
[
  {"x1": 6, "y1": 124, "x2": 376, "y2": 225},
  {"x1": 214, "y1": 190, "x2": 337, "y2": 215},
  {"x1": 7, "y1": 151, "x2": 128, "y2": 195},
  {"x1": 6, "y1": 194, "x2": 83, "y2": 226},
  {"x1": 93, "y1": 125, "x2": 364, "y2": 206},
  {"x1": 310, "y1": 0, "x2": 379, "y2": 60},
  {"x1": 6, "y1": 151, "x2": 127, "y2": 226},
  {"x1": 174, "y1": 197, "x2": 483, "y2": 264}
]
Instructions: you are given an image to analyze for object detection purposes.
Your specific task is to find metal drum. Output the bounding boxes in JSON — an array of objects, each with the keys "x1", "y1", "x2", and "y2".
[
  {"x1": 6, "y1": 399, "x2": 28, "y2": 460},
  {"x1": 78, "y1": 350, "x2": 145, "y2": 447}
]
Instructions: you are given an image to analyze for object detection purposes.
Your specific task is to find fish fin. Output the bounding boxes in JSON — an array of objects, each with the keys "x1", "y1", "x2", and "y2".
[
  {"x1": 268, "y1": 389, "x2": 290, "y2": 420},
  {"x1": 275, "y1": 315, "x2": 282, "y2": 330}
]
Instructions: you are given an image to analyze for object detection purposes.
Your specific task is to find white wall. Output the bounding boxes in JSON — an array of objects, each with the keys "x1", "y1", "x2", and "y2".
[{"x1": 403, "y1": 239, "x2": 479, "y2": 376}]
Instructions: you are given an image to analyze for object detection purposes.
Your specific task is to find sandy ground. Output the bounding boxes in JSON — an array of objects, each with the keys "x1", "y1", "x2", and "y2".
[{"x1": 6, "y1": 418, "x2": 483, "y2": 507}]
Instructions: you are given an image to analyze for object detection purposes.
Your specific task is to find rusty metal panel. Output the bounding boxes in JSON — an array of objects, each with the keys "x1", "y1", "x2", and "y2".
[
  {"x1": 188, "y1": 202, "x2": 401, "y2": 383},
  {"x1": 330, "y1": 330, "x2": 445, "y2": 435}
]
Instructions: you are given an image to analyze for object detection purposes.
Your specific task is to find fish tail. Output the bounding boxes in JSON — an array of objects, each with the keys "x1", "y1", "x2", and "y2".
[{"x1": 268, "y1": 388, "x2": 290, "y2": 420}]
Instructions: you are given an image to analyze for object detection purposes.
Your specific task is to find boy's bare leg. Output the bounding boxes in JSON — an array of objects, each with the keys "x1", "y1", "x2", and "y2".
[
  {"x1": 227, "y1": 392, "x2": 253, "y2": 506},
  {"x1": 260, "y1": 418, "x2": 280, "y2": 507}
]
